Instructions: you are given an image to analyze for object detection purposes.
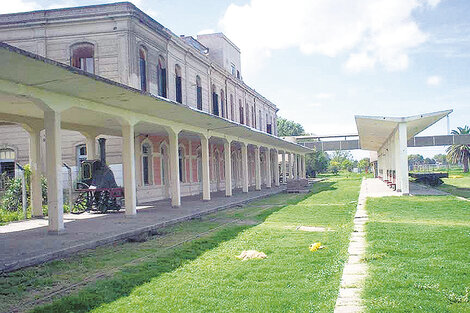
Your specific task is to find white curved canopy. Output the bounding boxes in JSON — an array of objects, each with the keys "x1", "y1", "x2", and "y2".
[{"x1": 355, "y1": 110, "x2": 452, "y2": 151}]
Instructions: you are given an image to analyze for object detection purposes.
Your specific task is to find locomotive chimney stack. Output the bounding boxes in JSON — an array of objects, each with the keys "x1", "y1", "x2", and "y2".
[{"x1": 98, "y1": 138, "x2": 107, "y2": 164}]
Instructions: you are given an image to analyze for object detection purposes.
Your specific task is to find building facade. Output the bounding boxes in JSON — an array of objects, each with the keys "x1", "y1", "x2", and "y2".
[
  {"x1": 0, "y1": 2, "x2": 308, "y2": 233},
  {"x1": 0, "y1": 2, "x2": 282, "y2": 203}
]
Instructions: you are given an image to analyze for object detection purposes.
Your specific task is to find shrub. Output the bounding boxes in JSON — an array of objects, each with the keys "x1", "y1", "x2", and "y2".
[{"x1": 1, "y1": 176, "x2": 24, "y2": 211}]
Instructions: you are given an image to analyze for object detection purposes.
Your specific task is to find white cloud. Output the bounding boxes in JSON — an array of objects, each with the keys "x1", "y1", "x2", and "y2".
[
  {"x1": 307, "y1": 102, "x2": 323, "y2": 107},
  {"x1": 425, "y1": 0, "x2": 441, "y2": 8},
  {"x1": 0, "y1": 0, "x2": 40, "y2": 14},
  {"x1": 197, "y1": 28, "x2": 216, "y2": 35},
  {"x1": 219, "y1": 0, "x2": 438, "y2": 74},
  {"x1": 315, "y1": 93, "x2": 334, "y2": 100},
  {"x1": 427, "y1": 75, "x2": 442, "y2": 86}
]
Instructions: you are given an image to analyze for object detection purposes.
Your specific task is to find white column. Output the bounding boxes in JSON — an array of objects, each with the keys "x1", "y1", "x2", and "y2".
[
  {"x1": 134, "y1": 135, "x2": 142, "y2": 187},
  {"x1": 44, "y1": 111, "x2": 64, "y2": 233},
  {"x1": 303, "y1": 155, "x2": 306, "y2": 178},
  {"x1": 397, "y1": 122, "x2": 409, "y2": 194},
  {"x1": 254, "y1": 146, "x2": 261, "y2": 190},
  {"x1": 266, "y1": 149, "x2": 272, "y2": 188},
  {"x1": 28, "y1": 128, "x2": 43, "y2": 217},
  {"x1": 224, "y1": 140, "x2": 232, "y2": 196},
  {"x1": 394, "y1": 130, "x2": 401, "y2": 191},
  {"x1": 200, "y1": 135, "x2": 211, "y2": 200},
  {"x1": 288, "y1": 153, "x2": 293, "y2": 181},
  {"x1": 294, "y1": 154, "x2": 298, "y2": 180},
  {"x1": 168, "y1": 128, "x2": 181, "y2": 207},
  {"x1": 122, "y1": 122, "x2": 136, "y2": 215},
  {"x1": 241, "y1": 143, "x2": 249, "y2": 193},
  {"x1": 84, "y1": 134, "x2": 97, "y2": 160},
  {"x1": 302, "y1": 154, "x2": 307, "y2": 178},
  {"x1": 274, "y1": 150, "x2": 280, "y2": 186},
  {"x1": 281, "y1": 152, "x2": 286, "y2": 184}
]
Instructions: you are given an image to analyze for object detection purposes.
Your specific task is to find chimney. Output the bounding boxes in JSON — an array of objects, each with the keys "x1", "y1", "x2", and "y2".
[{"x1": 98, "y1": 138, "x2": 106, "y2": 164}]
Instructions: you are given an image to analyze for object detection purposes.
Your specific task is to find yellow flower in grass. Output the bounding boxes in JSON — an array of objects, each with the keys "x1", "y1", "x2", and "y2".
[{"x1": 309, "y1": 242, "x2": 323, "y2": 252}]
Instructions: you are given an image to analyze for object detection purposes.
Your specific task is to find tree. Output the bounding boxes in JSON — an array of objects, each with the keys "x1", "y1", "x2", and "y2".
[
  {"x1": 358, "y1": 158, "x2": 370, "y2": 173},
  {"x1": 341, "y1": 159, "x2": 353, "y2": 172},
  {"x1": 277, "y1": 117, "x2": 305, "y2": 137},
  {"x1": 305, "y1": 151, "x2": 329, "y2": 177},
  {"x1": 408, "y1": 154, "x2": 424, "y2": 166},
  {"x1": 433, "y1": 154, "x2": 447, "y2": 165},
  {"x1": 330, "y1": 150, "x2": 353, "y2": 164},
  {"x1": 446, "y1": 125, "x2": 470, "y2": 172},
  {"x1": 424, "y1": 157, "x2": 436, "y2": 165},
  {"x1": 328, "y1": 161, "x2": 340, "y2": 174}
]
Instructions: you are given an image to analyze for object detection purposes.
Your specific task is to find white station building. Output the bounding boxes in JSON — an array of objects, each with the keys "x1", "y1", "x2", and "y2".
[{"x1": 0, "y1": 2, "x2": 310, "y2": 233}]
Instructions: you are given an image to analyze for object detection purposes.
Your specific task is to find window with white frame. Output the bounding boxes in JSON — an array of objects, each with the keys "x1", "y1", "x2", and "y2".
[
  {"x1": 157, "y1": 56, "x2": 167, "y2": 97},
  {"x1": 196, "y1": 75, "x2": 202, "y2": 110},
  {"x1": 178, "y1": 146, "x2": 186, "y2": 183},
  {"x1": 175, "y1": 64, "x2": 182, "y2": 104},
  {"x1": 139, "y1": 47, "x2": 147, "y2": 92},
  {"x1": 160, "y1": 143, "x2": 168, "y2": 185},
  {"x1": 76, "y1": 144, "x2": 87, "y2": 166},
  {"x1": 142, "y1": 142, "x2": 152, "y2": 185}
]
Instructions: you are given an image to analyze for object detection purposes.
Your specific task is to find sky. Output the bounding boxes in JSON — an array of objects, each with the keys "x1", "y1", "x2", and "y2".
[{"x1": 2, "y1": 0, "x2": 469, "y2": 159}]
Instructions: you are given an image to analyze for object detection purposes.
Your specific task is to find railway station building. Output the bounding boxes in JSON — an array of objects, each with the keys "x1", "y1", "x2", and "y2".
[{"x1": 0, "y1": 2, "x2": 310, "y2": 233}]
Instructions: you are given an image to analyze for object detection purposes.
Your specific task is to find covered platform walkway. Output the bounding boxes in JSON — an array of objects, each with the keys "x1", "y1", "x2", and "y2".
[
  {"x1": 355, "y1": 110, "x2": 453, "y2": 195},
  {"x1": 0, "y1": 185, "x2": 286, "y2": 273},
  {"x1": 0, "y1": 42, "x2": 309, "y2": 234}
]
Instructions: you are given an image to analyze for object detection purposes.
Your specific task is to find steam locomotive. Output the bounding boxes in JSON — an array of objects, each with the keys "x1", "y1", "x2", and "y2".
[{"x1": 72, "y1": 138, "x2": 124, "y2": 214}]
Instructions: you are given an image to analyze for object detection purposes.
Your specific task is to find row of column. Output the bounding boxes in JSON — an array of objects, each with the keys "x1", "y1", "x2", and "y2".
[
  {"x1": 28, "y1": 112, "x2": 306, "y2": 234},
  {"x1": 280, "y1": 152, "x2": 306, "y2": 183},
  {"x1": 377, "y1": 122, "x2": 409, "y2": 194}
]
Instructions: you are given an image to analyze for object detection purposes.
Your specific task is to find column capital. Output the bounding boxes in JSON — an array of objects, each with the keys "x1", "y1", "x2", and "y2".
[
  {"x1": 163, "y1": 125, "x2": 181, "y2": 137},
  {"x1": 119, "y1": 116, "x2": 140, "y2": 127}
]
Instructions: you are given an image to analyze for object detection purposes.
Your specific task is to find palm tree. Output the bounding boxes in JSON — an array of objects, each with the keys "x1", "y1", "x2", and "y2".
[{"x1": 446, "y1": 126, "x2": 470, "y2": 172}]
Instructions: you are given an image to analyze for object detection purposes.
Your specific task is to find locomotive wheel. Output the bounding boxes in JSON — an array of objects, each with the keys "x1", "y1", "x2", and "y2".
[
  {"x1": 95, "y1": 190, "x2": 111, "y2": 213},
  {"x1": 72, "y1": 192, "x2": 91, "y2": 214}
]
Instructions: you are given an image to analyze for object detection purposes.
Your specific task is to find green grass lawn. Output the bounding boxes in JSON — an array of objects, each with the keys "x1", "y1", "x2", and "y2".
[
  {"x1": 364, "y1": 195, "x2": 470, "y2": 312},
  {"x1": 438, "y1": 169, "x2": 470, "y2": 199},
  {"x1": 15, "y1": 175, "x2": 361, "y2": 313},
  {"x1": 0, "y1": 192, "x2": 303, "y2": 313}
]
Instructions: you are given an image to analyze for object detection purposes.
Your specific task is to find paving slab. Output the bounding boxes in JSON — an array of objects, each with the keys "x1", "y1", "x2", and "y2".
[
  {"x1": 334, "y1": 179, "x2": 369, "y2": 313},
  {"x1": 0, "y1": 186, "x2": 285, "y2": 273}
]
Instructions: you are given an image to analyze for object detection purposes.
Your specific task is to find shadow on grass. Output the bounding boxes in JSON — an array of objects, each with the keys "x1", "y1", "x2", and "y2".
[{"x1": 31, "y1": 182, "x2": 337, "y2": 313}]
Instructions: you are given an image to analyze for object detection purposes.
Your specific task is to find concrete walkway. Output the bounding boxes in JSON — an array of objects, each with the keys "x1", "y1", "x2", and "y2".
[
  {"x1": 0, "y1": 186, "x2": 285, "y2": 273},
  {"x1": 334, "y1": 178, "x2": 398, "y2": 313}
]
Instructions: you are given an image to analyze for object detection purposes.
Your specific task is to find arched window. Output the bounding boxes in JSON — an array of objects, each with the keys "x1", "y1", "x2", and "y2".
[
  {"x1": 196, "y1": 75, "x2": 202, "y2": 110},
  {"x1": 70, "y1": 42, "x2": 94, "y2": 74},
  {"x1": 212, "y1": 84, "x2": 219, "y2": 116},
  {"x1": 175, "y1": 64, "x2": 182, "y2": 103},
  {"x1": 178, "y1": 146, "x2": 186, "y2": 182},
  {"x1": 76, "y1": 144, "x2": 87, "y2": 165},
  {"x1": 157, "y1": 56, "x2": 167, "y2": 97},
  {"x1": 0, "y1": 148, "x2": 16, "y2": 186},
  {"x1": 139, "y1": 47, "x2": 147, "y2": 92},
  {"x1": 259, "y1": 109, "x2": 262, "y2": 130},
  {"x1": 246, "y1": 103, "x2": 250, "y2": 126},
  {"x1": 230, "y1": 94, "x2": 234, "y2": 120},
  {"x1": 160, "y1": 143, "x2": 168, "y2": 186},
  {"x1": 266, "y1": 113, "x2": 272, "y2": 134},
  {"x1": 239, "y1": 99, "x2": 244, "y2": 124},
  {"x1": 196, "y1": 148, "x2": 202, "y2": 182},
  {"x1": 220, "y1": 89, "x2": 225, "y2": 118},
  {"x1": 142, "y1": 142, "x2": 152, "y2": 185}
]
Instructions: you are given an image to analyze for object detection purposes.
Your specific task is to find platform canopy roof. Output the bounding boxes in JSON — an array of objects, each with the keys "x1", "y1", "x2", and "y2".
[
  {"x1": 355, "y1": 109, "x2": 453, "y2": 151},
  {"x1": 0, "y1": 43, "x2": 310, "y2": 154}
]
